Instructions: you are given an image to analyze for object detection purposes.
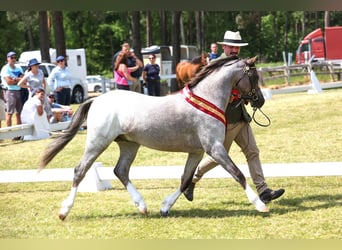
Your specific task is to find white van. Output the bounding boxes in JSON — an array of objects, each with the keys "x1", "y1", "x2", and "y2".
[
  {"x1": 17, "y1": 62, "x2": 88, "y2": 104},
  {"x1": 18, "y1": 48, "x2": 88, "y2": 103}
]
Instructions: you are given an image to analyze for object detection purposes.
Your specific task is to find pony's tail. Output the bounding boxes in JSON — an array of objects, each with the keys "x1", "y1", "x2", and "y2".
[{"x1": 39, "y1": 98, "x2": 94, "y2": 171}]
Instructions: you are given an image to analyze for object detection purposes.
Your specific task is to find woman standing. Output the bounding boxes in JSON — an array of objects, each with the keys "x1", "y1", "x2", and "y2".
[
  {"x1": 18, "y1": 58, "x2": 52, "y2": 119},
  {"x1": 142, "y1": 54, "x2": 161, "y2": 96},
  {"x1": 113, "y1": 51, "x2": 139, "y2": 91},
  {"x1": 47, "y1": 56, "x2": 72, "y2": 105}
]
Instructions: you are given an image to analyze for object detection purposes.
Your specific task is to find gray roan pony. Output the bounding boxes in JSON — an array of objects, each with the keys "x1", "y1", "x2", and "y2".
[{"x1": 40, "y1": 55, "x2": 268, "y2": 220}]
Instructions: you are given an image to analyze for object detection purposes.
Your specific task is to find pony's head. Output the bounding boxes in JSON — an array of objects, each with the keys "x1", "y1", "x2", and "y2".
[
  {"x1": 235, "y1": 56, "x2": 265, "y2": 109},
  {"x1": 190, "y1": 52, "x2": 209, "y2": 66}
]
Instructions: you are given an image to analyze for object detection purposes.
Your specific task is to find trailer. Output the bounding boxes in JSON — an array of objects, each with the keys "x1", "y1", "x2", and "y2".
[{"x1": 296, "y1": 26, "x2": 342, "y2": 65}]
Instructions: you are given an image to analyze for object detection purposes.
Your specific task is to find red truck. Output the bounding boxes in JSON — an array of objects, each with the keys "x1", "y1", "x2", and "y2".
[{"x1": 296, "y1": 26, "x2": 342, "y2": 64}]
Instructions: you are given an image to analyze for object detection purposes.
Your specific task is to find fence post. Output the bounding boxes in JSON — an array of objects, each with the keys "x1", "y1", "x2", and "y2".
[
  {"x1": 283, "y1": 65, "x2": 290, "y2": 86},
  {"x1": 77, "y1": 162, "x2": 113, "y2": 192}
]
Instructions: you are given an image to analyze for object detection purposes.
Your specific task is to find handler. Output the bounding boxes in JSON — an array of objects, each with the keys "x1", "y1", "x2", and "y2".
[{"x1": 183, "y1": 30, "x2": 285, "y2": 204}]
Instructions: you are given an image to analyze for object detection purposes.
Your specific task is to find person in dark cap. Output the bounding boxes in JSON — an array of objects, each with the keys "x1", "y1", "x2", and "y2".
[
  {"x1": 183, "y1": 30, "x2": 285, "y2": 205},
  {"x1": 0, "y1": 51, "x2": 24, "y2": 128},
  {"x1": 47, "y1": 55, "x2": 72, "y2": 105}
]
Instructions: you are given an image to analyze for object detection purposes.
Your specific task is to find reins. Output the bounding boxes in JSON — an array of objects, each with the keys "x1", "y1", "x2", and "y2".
[
  {"x1": 233, "y1": 100, "x2": 271, "y2": 128},
  {"x1": 251, "y1": 107, "x2": 271, "y2": 127}
]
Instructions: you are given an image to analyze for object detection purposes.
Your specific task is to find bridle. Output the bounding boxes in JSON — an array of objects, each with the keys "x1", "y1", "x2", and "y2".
[{"x1": 234, "y1": 63, "x2": 271, "y2": 127}]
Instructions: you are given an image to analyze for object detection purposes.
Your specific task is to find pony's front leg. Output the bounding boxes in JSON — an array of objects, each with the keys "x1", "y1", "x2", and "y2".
[
  {"x1": 209, "y1": 143, "x2": 268, "y2": 212},
  {"x1": 59, "y1": 186, "x2": 77, "y2": 220},
  {"x1": 126, "y1": 182, "x2": 147, "y2": 215},
  {"x1": 160, "y1": 188, "x2": 182, "y2": 217}
]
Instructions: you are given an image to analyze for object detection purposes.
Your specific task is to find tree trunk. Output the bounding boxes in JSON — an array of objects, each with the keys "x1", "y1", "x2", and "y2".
[
  {"x1": 180, "y1": 14, "x2": 185, "y2": 44},
  {"x1": 171, "y1": 11, "x2": 181, "y2": 92},
  {"x1": 146, "y1": 11, "x2": 152, "y2": 47},
  {"x1": 195, "y1": 11, "x2": 204, "y2": 52},
  {"x1": 27, "y1": 26, "x2": 35, "y2": 50},
  {"x1": 272, "y1": 11, "x2": 278, "y2": 60},
  {"x1": 51, "y1": 11, "x2": 66, "y2": 62},
  {"x1": 160, "y1": 11, "x2": 168, "y2": 45},
  {"x1": 187, "y1": 11, "x2": 194, "y2": 45},
  {"x1": 39, "y1": 11, "x2": 51, "y2": 63},
  {"x1": 284, "y1": 11, "x2": 289, "y2": 53},
  {"x1": 301, "y1": 11, "x2": 306, "y2": 39},
  {"x1": 324, "y1": 11, "x2": 330, "y2": 27},
  {"x1": 131, "y1": 11, "x2": 142, "y2": 60}
]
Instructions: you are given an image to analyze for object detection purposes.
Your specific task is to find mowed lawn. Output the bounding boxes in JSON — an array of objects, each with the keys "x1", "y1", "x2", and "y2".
[{"x1": 0, "y1": 87, "x2": 341, "y2": 239}]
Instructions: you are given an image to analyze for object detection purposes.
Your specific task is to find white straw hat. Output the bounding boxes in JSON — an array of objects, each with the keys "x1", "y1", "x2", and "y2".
[{"x1": 217, "y1": 30, "x2": 248, "y2": 46}]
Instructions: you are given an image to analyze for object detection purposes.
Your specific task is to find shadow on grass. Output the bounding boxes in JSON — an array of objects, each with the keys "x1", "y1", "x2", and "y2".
[
  {"x1": 70, "y1": 193, "x2": 342, "y2": 221},
  {"x1": 275, "y1": 193, "x2": 342, "y2": 212}
]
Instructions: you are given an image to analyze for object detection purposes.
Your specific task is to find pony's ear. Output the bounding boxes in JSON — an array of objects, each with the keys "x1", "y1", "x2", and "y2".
[{"x1": 247, "y1": 56, "x2": 258, "y2": 64}]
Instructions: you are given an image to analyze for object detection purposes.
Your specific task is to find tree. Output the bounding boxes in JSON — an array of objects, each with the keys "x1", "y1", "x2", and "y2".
[
  {"x1": 170, "y1": 11, "x2": 181, "y2": 92},
  {"x1": 160, "y1": 11, "x2": 168, "y2": 45},
  {"x1": 324, "y1": 11, "x2": 330, "y2": 27},
  {"x1": 39, "y1": 11, "x2": 51, "y2": 63},
  {"x1": 130, "y1": 11, "x2": 142, "y2": 61},
  {"x1": 145, "y1": 11, "x2": 152, "y2": 46},
  {"x1": 51, "y1": 11, "x2": 66, "y2": 60}
]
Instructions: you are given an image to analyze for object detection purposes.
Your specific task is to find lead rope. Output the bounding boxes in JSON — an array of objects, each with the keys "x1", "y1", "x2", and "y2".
[{"x1": 252, "y1": 107, "x2": 271, "y2": 127}]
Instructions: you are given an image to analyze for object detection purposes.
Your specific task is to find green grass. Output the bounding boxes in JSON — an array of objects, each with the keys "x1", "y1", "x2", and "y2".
[
  {"x1": 0, "y1": 177, "x2": 341, "y2": 239},
  {"x1": 0, "y1": 88, "x2": 341, "y2": 239}
]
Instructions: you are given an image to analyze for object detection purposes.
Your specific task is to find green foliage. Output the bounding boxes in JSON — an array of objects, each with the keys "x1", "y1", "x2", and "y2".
[{"x1": 2, "y1": 11, "x2": 342, "y2": 77}]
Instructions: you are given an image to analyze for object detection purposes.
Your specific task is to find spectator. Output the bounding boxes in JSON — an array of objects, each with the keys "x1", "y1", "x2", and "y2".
[
  {"x1": 21, "y1": 87, "x2": 50, "y2": 140},
  {"x1": 47, "y1": 92, "x2": 73, "y2": 123},
  {"x1": 183, "y1": 30, "x2": 285, "y2": 204},
  {"x1": 113, "y1": 51, "x2": 139, "y2": 91},
  {"x1": 208, "y1": 42, "x2": 220, "y2": 61},
  {"x1": 17, "y1": 58, "x2": 52, "y2": 119},
  {"x1": 47, "y1": 55, "x2": 72, "y2": 106},
  {"x1": 142, "y1": 54, "x2": 161, "y2": 96},
  {"x1": 112, "y1": 43, "x2": 143, "y2": 92},
  {"x1": 0, "y1": 51, "x2": 24, "y2": 128},
  {"x1": 0, "y1": 83, "x2": 5, "y2": 128}
]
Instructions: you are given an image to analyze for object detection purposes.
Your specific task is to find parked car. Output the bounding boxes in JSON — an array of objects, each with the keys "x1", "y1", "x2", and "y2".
[
  {"x1": 17, "y1": 62, "x2": 88, "y2": 104},
  {"x1": 86, "y1": 75, "x2": 103, "y2": 93},
  {"x1": 86, "y1": 75, "x2": 113, "y2": 93}
]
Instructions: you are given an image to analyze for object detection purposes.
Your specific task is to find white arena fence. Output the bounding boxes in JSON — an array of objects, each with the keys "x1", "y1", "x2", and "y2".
[
  {"x1": 0, "y1": 162, "x2": 341, "y2": 193},
  {"x1": 0, "y1": 121, "x2": 70, "y2": 140}
]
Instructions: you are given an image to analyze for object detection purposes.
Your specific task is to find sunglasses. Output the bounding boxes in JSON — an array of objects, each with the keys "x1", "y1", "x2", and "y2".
[
  {"x1": 48, "y1": 95, "x2": 55, "y2": 98},
  {"x1": 10, "y1": 56, "x2": 16, "y2": 59},
  {"x1": 57, "y1": 60, "x2": 65, "y2": 63}
]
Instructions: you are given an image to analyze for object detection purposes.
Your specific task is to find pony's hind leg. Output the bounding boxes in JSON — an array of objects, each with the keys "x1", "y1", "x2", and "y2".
[
  {"x1": 59, "y1": 138, "x2": 113, "y2": 220},
  {"x1": 113, "y1": 141, "x2": 147, "y2": 215}
]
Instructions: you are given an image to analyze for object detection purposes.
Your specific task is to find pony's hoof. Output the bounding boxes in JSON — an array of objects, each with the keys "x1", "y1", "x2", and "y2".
[
  {"x1": 160, "y1": 209, "x2": 170, "y2": 217},
  {"x1": 138, "y1": 206, "x2": 148, "y2": 216},
  {"x1": 58, "y1": 213, "x2": 67, "y2": 221},
  {"x1": 256, "y1": 204, "x2": 269, "y2": 212}
]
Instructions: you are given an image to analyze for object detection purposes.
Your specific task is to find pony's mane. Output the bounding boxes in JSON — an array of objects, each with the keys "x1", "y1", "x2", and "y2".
[{"x1": 188, "y1": 55, "x2": 239, "y2": 87}]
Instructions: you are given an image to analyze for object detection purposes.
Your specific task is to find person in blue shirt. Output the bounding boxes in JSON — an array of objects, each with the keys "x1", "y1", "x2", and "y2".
[
  {"x1": 142, "y1": 54, "x2": 161, "y2": 96},
  {"x1": 0, "y1": 51, "x2": 24, "y2": 127},
  {"x1": 208, "y1": 42, "x2": 220, "y2": 61},
  {"x1": 47, "y1": 56, "x2": 72, "y2": 105}
]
